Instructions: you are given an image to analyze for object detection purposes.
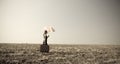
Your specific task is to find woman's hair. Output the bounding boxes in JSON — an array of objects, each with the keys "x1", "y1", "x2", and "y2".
[{"x1": 44, "y1": 30, "x2": 48, "y2": 34}]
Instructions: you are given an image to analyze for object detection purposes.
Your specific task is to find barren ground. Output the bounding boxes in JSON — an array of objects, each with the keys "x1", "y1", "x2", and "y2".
[{"x1": 0, "y1": 43, "x2": 120, "y2": 64}]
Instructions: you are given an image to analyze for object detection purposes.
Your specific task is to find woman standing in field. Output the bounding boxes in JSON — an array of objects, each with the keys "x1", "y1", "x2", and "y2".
[{"x1": 43, "y1": 30, "x2": 49, "y2": 45}]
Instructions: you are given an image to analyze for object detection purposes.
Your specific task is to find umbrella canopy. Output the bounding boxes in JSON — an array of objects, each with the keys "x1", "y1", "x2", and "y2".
[{"x1": 44, "y1": 26, "x2": 55, "y2": 32}]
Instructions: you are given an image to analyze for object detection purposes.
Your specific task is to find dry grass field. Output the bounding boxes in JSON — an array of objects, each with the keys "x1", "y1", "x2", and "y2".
[{"x1": 0, "y1": 43, "x2": 120, "y2": 64}]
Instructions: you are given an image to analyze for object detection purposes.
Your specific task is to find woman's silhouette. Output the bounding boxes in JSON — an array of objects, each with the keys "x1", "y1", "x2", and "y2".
[{"x1": 43, "y1": 30, "x2": 49, "y2": 45}]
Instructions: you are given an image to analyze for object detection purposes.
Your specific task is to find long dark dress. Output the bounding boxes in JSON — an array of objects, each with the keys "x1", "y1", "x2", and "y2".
[{"x1": 43, "y1": 34, "x2": 48, "y2": 45}]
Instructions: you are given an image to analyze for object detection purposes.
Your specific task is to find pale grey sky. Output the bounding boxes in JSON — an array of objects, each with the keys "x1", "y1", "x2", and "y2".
[{"x1": 0, "y1": 0, "x2": 120, "y2": 44}]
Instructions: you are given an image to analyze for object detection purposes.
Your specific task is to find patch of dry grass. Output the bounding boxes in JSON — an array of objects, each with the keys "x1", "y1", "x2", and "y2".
[{"x1": 0, "y1": 43, "x2": 120, "y2": 64}]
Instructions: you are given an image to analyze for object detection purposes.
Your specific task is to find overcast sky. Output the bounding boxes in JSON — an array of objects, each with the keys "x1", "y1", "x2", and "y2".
[{"x1": 0, "y1": 0, "x2": 120, "y2": 44}]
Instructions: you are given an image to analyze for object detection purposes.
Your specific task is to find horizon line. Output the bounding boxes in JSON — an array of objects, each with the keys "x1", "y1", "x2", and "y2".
[{"x1": 0, "y1": 42, "x2": 120, "y2": 45}]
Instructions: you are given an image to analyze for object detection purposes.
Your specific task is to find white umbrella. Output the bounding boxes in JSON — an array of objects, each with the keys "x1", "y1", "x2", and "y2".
[{"x1": 44, "y1": 26, "x2": 55, "y2": 32}]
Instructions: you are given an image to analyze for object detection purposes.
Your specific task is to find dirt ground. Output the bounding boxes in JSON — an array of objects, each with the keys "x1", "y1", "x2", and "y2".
[{"x1": 0, "y1": 43, "x2": 120, "y2": 64}]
